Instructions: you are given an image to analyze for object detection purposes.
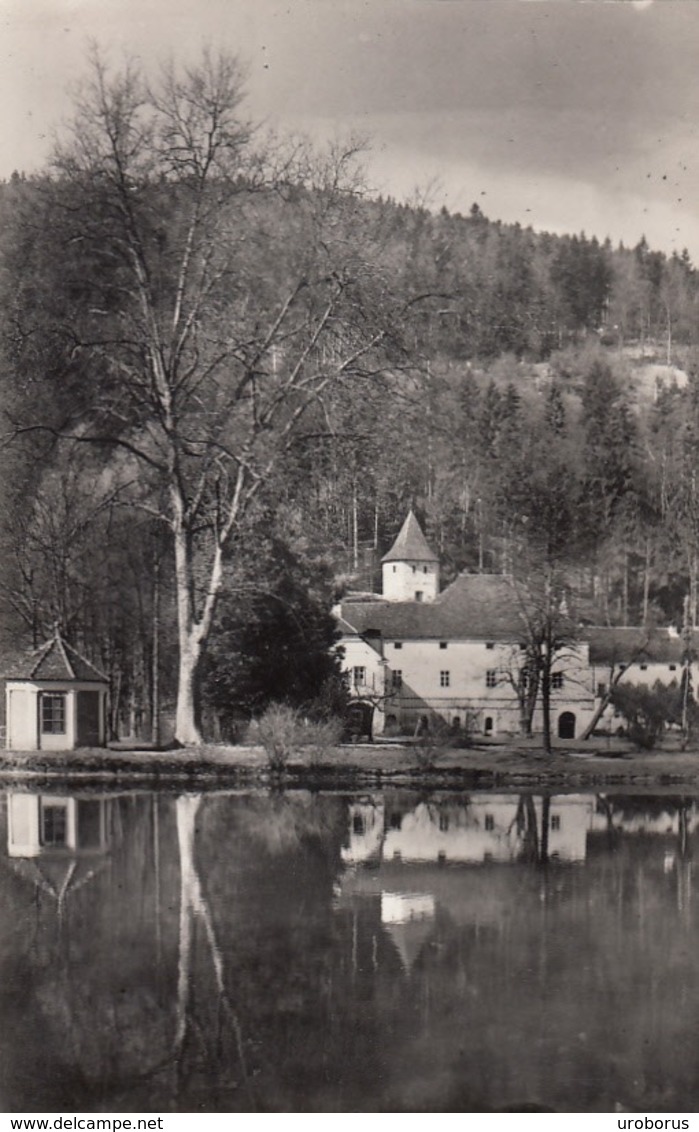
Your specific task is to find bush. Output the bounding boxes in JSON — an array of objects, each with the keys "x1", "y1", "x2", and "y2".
[
  {"x1": 251, "y1": 702, "x2": 343, "y2": 770},
  {"x1": 413, "y1": 719, "x2": 453, "y2": 771},
  {"x1": 610, "y1": 681, "x2": 677, "y2": 750},
  {"x1": 299, "y1": 715, "x2": 344, "y2": 766},
  {"x1": 253, "y1": 703, "x2": 301, "y2": 770}
]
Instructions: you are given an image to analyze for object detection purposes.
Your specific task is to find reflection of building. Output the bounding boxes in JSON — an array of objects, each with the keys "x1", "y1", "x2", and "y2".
[
  {"x1": 338, "y1": 792, "x2": 699, "y2": 977},
  {"x1": 589, "y1": 799, "x2": 699, "y2": 839},
  {"x1": 5, "y1": 792, "x2": 114, "y2": 908},
  {"x1": 7, "y1": 793, "x2": 112, "y2": 858},
  {"x1": 342, "y1": 797, "x2": 385, "y2": 864},
  {"x1": 4, "y1": 629, "x2": 108, "y2": 750},
  {"x1": 381, "y1": 892, "x2": 436, "y2": 972},
  {"x1": 343, "y1": 794, "x2": 595, "y2": 866}
]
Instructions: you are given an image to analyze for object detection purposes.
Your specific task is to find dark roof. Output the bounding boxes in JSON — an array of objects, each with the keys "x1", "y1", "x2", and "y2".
[
  {"x1": 381, "y1": 510, "x2": 438, "y2": 564},
  {"x1": 587, "y1": 627, "x2": 699, "y2": 665},
  {"x1": 435, "y1": 573, "x2": 524, "y2": 636},
  {"x1": 340, "y1": 573, "x2": 524, "y2": 640},
  {"x1": 335, "y1": 615, "x2": 359, "y2": 636},
  {"x1": 3, "y1": 632, "x2": 108, "y2": 682}
]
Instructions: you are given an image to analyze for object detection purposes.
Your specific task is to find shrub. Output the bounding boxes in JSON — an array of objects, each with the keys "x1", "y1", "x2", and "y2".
[
  {"x1": 413, "y1": 719, "x2": 453, "y2": 771},
  {"x1": 610, "y1": 681, "x2": 677, "y2": 750},
  {"x1": 299, "y1": 715, "x2": 344, "y2": 766},
  {"x1": 252, "y1": 702, "x2": 344, "y2": 770},
  {"x1": 253, "y1": 703, "x2": 302, "y2": 770}
]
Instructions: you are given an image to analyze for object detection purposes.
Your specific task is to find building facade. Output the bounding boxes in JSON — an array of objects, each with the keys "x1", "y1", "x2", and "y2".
[
  {"x1": 337, "y1": 512, "x2": 694, "y2": 741},
  {"x1": 3, "y1": 630, "x2": 109, "y2": 751}
]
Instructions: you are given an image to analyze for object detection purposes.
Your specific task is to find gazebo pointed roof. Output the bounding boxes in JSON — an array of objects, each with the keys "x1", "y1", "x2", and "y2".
[
  {"x1": 4, "y1": 628, "x2": 108, "y2": 683},
  {"x1": 381, "y1": 510, "x2": 438, "y2": 564}
]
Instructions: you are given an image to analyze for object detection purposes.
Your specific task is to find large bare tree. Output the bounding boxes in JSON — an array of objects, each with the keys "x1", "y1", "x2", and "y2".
[{"x1": 10, "y1": 49, "x2": 408, "y2": 744}]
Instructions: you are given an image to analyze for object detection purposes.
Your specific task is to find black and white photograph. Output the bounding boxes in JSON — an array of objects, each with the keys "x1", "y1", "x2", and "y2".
[{"x1": 1, "y1": 0, "x2": 699, "y2": 1116}]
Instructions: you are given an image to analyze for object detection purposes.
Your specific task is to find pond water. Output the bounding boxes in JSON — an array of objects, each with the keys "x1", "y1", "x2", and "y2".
[{"x1": 1, "y1": 786, "x2": 698, "y2": 1113}]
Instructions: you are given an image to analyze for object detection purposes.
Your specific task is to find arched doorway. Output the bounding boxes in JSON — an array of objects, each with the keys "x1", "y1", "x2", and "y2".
[
  {"x1": 344, "y1": 701, "x2": 374, "y2": 742},
  {"x1": 558, "y1": 711, "x2": 576, "y2": 739},
  {"x1": 484, "y1": 716, "x2": 494, "y2": 736}
]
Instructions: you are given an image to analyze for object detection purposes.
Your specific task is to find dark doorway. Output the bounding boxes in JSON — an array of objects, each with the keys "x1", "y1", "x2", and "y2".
[
  {"x1": 77, "y1": 690, "x2": 101, "y2": 747},
  {"x1": 558, "y1": 711, "x2": 576, "y2": 739},
  {"x1": 344, "y1": 701, "x2": 373, "y2": 742}
]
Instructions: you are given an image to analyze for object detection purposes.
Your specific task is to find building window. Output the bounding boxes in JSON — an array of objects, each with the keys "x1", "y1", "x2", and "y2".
[
  {"x1": 412, "y1": 565, "x2": 416, "y2": 574},
  {"x1": 392, "y1": 565, "x2": 396, "y2": 573},
  {"x1": 352, "y1": 666, "x2": 366, "y2": 688},
  {"x1": 640, "y1": 664, "x2": 648, "y2": 671},
  {"x1": 484, "y1": 814, "x2": 494, "y2": 832},
  {"x1": 439, "y1": 641, "x2": 448, "y2": 650},
  {"x1": 415, "y1": 591, "x2": 424, "y2": 602},
  {"x1": 485, "y1": 642, "x2": 495, "y2": 650},
  {"x1": 353, "y1": 813, "x2": 365, "y2": 836},
  {"x1": 439, "y1": 812, "x2": 450, "y2": 832},
  {"x1": 390, "y1": 812, "x2": 402, "y2": 830},
  {"x1": 41, "y1": 802, "x2": 68, "y2": 846},
  {"x1": 393, "y1": 670, "x2": 403, "y2": 690},
  {"x1": 669, "y1": 664, "x2": 677, "y2": 672},
  {"x1": 41, "y1": 693, "x2": 66, "y2": 735},
  {"x1": 440, "y1": 670, "x2": 450, "y2": 687},
  {"x1": 597, "y1": 682, "x2": 607, "y2": 698},
  {"x1": 394, "y1": 642, "x2": 402, "y2": 650},
  {"x1": 486, "y1": 669, "x2": 497, "y2": 688},
  {"x1": 551, "y1": 815, "x2": 561, "y2": 832},
  {"x1": 423, "y1": 566, "x2": 428, "y2": 574},
  {"x1": 551, "y1": 672, "x2": 564, "y2": 690}
]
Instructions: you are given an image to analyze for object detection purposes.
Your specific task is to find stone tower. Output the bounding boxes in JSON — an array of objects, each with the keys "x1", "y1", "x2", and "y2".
[{"x1": 381, "y1": 510, "x2": 439, "y2": 602}]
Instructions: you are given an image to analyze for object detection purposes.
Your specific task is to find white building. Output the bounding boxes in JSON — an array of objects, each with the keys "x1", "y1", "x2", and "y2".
[
  {"x1": 3, "y1": 630, "x2": 109, "y2": 751},
  {"x1": 337, "y1": 512, "x2": 595, "y2": 739},
  {"x1": 587, "y1": 625, "x2": 699, "y2": 733}
]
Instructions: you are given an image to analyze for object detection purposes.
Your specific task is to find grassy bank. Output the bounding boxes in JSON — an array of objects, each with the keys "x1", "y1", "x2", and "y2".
[{"x1": 3, "y1": 737, "x2": 699, "y2": 791}]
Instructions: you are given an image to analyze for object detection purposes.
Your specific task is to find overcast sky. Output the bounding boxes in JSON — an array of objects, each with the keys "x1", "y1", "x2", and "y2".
[{"x1": 2, "y1": 0, "x2": 698, "y2": 258}]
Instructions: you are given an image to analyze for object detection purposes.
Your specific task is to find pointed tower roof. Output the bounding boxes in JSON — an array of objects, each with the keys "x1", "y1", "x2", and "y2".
[
  {"x1": 4, "y1": 628, "x2": 108, "y2": 682},
  {"x1": 381, "y1": 510, "x2": 438, "y2": 564}
]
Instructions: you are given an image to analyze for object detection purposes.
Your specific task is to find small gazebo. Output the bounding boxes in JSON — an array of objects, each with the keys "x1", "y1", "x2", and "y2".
[{"x1": 4, "y1": 630, "x2": 108, "y2": 751}]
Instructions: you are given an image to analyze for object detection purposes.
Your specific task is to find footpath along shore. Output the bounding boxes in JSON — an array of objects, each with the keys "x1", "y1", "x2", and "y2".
[{"x1": 3, "y1": 736, "x2": 699, "y2": 791}]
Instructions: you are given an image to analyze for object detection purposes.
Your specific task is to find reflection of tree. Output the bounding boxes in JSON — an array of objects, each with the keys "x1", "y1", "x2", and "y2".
[
  {"x1": 174, "y1": 794, "x2": 255, "y2": 1108},
  {"x1": 512, "y1": 794, "x2": 549, "y2": 865}
]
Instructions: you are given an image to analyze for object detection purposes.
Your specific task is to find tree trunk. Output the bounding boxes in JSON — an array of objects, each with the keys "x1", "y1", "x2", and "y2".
[
  {"x1": 539, "y1": 795, "x2": 551, "y2": 865},
  {"x1": 175, "y1": 639, "x2": 204, "y2": 747},
  {"x1": 352, "y1": 482, "x2": 359, "y2": 572},
  {"x1": 541, "y1": 667, "x2": 552, "y2": 753},
  {"x1": 581, "y1": 687, "x2": 614, "y2": 741},
  {"x1": 642, "y1": 538, "x2": 651, "y2": 627},
  {"x1": 151, "y1": 554, "x2": 161, "y2": 747},
  {"x1": 172, "y1": 501, "x2": 220, "y2": 747}
]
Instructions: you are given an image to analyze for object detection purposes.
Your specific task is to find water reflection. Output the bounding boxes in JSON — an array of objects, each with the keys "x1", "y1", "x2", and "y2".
[{"x1": 1, "y1": 788, "x2": 698, "y2": 1112}]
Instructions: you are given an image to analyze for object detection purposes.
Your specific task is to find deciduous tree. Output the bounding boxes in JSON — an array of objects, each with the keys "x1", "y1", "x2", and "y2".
[{"x1": 7, "y1": 49, "x2": 408, "y2": 744}]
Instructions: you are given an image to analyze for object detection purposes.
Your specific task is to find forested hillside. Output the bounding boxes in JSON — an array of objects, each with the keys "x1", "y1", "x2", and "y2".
[{"x1": 1, "y1": 51, "x2": 698, "y2": 740}]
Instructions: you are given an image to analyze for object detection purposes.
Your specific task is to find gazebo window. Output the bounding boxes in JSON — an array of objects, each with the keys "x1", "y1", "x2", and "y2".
[
  {"x1": 41, "y1": 802, "x2": 67, "y2": 846},
  {"x1": 41, "y1": 693, "x2": 66, "y2": 735}
]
